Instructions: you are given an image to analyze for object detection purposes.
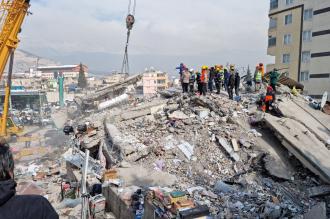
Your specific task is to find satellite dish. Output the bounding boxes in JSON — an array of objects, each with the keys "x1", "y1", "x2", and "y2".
[{"x1": 321, "y1": 91, "x2": 328, "y2": 109}]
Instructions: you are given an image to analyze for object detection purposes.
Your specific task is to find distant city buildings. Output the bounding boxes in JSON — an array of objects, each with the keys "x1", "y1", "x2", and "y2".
[
  {"x1": 267, "y1": 0, "x2": 330, "y2": 99},
  {"x1": 37, "y1": 64, "x2": 89, "y2": 80}
]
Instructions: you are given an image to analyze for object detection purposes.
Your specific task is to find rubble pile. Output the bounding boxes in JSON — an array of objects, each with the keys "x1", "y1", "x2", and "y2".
[
  {"x1": 74, "y1": 92, "x2": 323, "y2": 218},
  {"x1": 18, "y1": 88, "x2": 329, "y2": 218}
]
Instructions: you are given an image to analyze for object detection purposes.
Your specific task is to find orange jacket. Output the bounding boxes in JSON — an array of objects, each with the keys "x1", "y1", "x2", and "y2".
[{"x1": 201, "y1": 69, "x2": 208, "y2": 83}]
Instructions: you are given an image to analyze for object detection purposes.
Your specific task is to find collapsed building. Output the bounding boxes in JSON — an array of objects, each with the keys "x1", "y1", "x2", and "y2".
[
  {"x1": 50, "y1": 75, "x2": 330, "y2": 219},
  {"x1": 14, "y1": 74, "x2": 330, "y2": 219}
]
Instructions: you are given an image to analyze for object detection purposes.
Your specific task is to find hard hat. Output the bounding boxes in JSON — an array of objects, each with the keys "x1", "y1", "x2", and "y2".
[
  {"x1": 189, "y1": 68, "x2": 194, "y2": 72},
  {"x1": 202, "y1": 65, "x2": 208, "y2": 70}
]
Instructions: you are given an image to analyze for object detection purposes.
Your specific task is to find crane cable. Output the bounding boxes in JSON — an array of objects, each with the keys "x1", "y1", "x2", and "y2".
[{"x1": 121, "y1": 0, "x2": 136, "y2": 74}]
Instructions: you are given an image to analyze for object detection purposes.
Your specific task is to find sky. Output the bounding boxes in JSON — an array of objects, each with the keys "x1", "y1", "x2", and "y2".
[{"x1": 19, "y1": 0, "x2": 273, "y2": 75}]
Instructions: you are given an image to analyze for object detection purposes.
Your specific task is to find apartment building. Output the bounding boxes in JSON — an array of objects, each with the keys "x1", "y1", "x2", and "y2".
[
  {"x1": 142, "y1": 68, "x2": 169, "y2": 96},
  {"x1": 267, "y1": 0, "x2": 330, "y2": 99},
  {"x1": 37, "y1": 64, "x2": 89, "y2": 80}
]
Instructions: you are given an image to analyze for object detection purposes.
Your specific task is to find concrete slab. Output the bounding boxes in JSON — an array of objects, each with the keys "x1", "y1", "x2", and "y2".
[
  {"x1": 265, "y1": 114, "x2": 330, "y2": 183},
  {"x1": 237, "y1": 118, "x2": 295, "y2": 180},
  {"x1": 303, "y1": 202, "x2": 326, "y2": 219},
  {"x1": 117, "y1": 165, "x2": 177, "y2": 187},
  {"x1": 278, "y1": 98, "x2": 330, "y2": 144}
]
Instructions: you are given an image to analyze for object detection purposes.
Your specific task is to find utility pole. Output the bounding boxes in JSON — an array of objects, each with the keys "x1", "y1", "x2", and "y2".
[{"x1": 58, "y1": 72, "x2": 64, "y2": 108}]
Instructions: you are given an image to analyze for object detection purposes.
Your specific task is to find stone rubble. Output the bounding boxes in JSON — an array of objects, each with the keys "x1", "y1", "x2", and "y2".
[
  {"x1": 14, "y1": 88, "x2": 330, "y2": 218},
  {"x1": 67, "y1": 91, "x2": 327, "y2": 218}
]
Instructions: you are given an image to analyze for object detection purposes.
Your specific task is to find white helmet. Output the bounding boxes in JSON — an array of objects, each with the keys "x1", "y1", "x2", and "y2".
[{"x1": 189, "y1": 68, "x2": 194, "y2": 72}]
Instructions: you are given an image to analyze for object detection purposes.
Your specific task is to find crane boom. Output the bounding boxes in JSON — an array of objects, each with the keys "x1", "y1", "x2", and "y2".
[
  {"x1": 0, "y1": 0, "x2": 30, "y2": 137},
  {"x1": 0, "y1": 0, "x2": 30, "y2": 79}
]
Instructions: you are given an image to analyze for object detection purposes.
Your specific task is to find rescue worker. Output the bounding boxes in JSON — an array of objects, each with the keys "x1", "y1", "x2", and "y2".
[
  {"x1": 208, "y1": 67, "x2": 215, "y2": 92},
  {"x1": 176, "y1": 63, "x2": 186, "y2": 77},
  {"x1": 0, "y1": 143, "x2": 59, "y2": 219},
  {"x1": 176, "y1": 63, "x2": 186, "y2": 90},
  {"x1": 234, "y1": 70, "x2": 241, "y2": 97},
  {"x1": 196, "y1": 71, "x2": 202, "y2": 95},
  {"x1": 259, "y1": 63, "x2": 265, "y2": 79},
  {"x1": 215, "y1": 65, "x2": 224, "y2": 94},
  {"x1": 201, "y1": 66, "x2": 209, "y2": 96},
  {"x1": 246, "y1": 66, "x2": 253, "y2": 91},
  {"x1": 270, "y1": 68, "x2": 280, "y2": 92},
  {"x1": 182, "y1": 68, "x2": 190, "y2": 93},
  {"x1": 254, "y1": 66, "x2": 263, "y2": 92},
  {"x1": 214, "y1": 65, "x2": 221, "y2": 94},
  {"x1": 264, "y1": 85, "x2": 275, "y2": 112},
  {"x1": 224, "y1": 67, "x2": 230, "y2": 91},
  {"x1": 227, "y1": 67, "x2": 236, "y2": 100},
  {"x1": 189, "y1": 69, "x2": 196, "y2": 93}
]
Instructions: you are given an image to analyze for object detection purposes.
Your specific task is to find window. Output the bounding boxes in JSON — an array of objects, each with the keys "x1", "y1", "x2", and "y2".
[
  {"x1": 304, "y1": 9, "x2": 313, "y2": 21},
  {"x1": 303, "y1": 30, "x2": 312, "y2": 42},
  {"x1": 285, "y1": 14, "x2": 292, "y2": 25},
  {"x1": 282, "y1": 54, "x2": 290, "y2": 64},
  {"x1": 300, "y1": 71, "x2": 309, "y2": 81},
  {"x1": 268, "y1": 37, "x2": 277, "y2": 47},
  {"x1": 309, "y1": 74, "x2": 330, "y2": 79},
  {"x1": 269, "y1": 18, "x2": 277, "y2": 29},
  {"x1": 284, "y1": 34, "x2": 292, "y2": 45},
  {"x1": 286, "y1": 0, "x2": 293, "y2": 5},
  {"x1": 301, "y1": 51, "x2": 311, "y2": 63},
  {"x1": 270, "y1": 0, "x2": 279, "y2": 10}
]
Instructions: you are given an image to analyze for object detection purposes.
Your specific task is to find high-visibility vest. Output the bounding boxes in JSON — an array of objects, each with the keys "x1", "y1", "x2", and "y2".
[
  {"x1": 265, "y1": 95, "x2": 273, "y2": 102},
  {"x1": 219, "y1": 70, "x2": 225, "y2": 80},
  {"x1": 201, "y1": 70, "x2": 208, "y2": 83},
  {"x1": 256, "y1": 71, "x2": 262, "y2": 81}
]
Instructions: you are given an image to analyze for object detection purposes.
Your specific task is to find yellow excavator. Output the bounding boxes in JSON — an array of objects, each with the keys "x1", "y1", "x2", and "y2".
[{"x1": 0, "y1": 0, "x2": 30, "y2": 140}]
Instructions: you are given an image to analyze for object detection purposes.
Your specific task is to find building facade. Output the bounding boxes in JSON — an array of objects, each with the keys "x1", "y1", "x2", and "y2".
[
  {"x1": 37, "y1": 64, "x2": 89, "y2": 80},
  {"x1": 142, "y1": 69, "x2": 169, "y2": 96},
  {"x1": 267, "y1": 0, "x2": 330, "y2": 99}
]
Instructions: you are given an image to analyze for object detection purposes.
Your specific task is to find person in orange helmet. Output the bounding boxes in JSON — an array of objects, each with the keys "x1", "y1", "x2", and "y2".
[{"x1": 200, "y1": 66, "x2": 209, "y2": 96}]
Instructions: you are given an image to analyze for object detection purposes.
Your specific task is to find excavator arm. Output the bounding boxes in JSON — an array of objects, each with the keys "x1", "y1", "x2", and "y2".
[{"x1": 0, "y1": 0, "x2": 30, "y2": 137}]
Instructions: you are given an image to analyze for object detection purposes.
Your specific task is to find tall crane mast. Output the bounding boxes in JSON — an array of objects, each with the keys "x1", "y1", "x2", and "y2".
[{"x1": 0, "y1": 0, "x2": 30, "y2": 137}]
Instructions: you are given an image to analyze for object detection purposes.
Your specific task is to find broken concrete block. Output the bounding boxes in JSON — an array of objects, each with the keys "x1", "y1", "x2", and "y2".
[
  {"x1": 239, "y1": 137, "x2": 251, "y2": 148},
  {"x1": 121, "y1": 109, "x2": 151, "y2": 121},
  {"x1": 164, "y1": 104, "x2": 179, "y2": 113},
  {"x1": 263, "y1": 154, "x2": 293, "y2": 180},
  {"x1": 304, "y1": 202, "x2": 326, "y2": 219},
  {"x1": 117, "y1": 165, "x2": 177, "y2": 187},
  {"x1": 63, "y1": 148, "x2": 104, "y2": 178},
  {"x1": 307, "y1": 185, "x2": 330, "y2": 197},
  {"x1": 177, "y1": 141, "x2": 194, "y2": 160},
  {"x1": 214, "y1": 181, "x2": 235, "y2": 194},
  {"x1": 195, "y1": 107, "x2": 210, "y2": 119},
  {"x1": 217, "y1": 137, "x2": 240, "y2": 162},
  {"x1": 169, "y1": 111, "x2": 189, "y2": 120},
  {"x1": 163, "y1": 135, "x2": 178, "y2": 150},
  {"x1": 231, "y1": 139, "x2": 239, "y2": 152}
]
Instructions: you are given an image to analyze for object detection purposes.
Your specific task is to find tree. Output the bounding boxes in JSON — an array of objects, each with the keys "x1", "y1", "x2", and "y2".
[{"x1": 78, "y1": 63, "x2": 87, "y2": 88}]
